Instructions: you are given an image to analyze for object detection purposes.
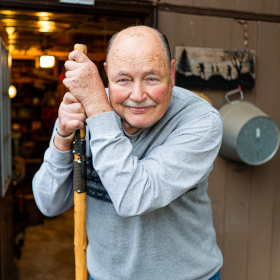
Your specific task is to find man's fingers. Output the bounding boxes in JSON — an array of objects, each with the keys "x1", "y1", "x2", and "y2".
[
  {"x1": 68, "y1": 50, "x2": 90, "y2": 63},
  {"x1": 59, "y1": 93, "x2": 86, "y2": 124},
  {"x1": 63, "y1": 92, "x2": 80, "y2": 105},
  {"x1": 58, "y1": 119, "x2": 85, "y2": 135},
  {"x1": 58, "y1": 111, "x2": 86, "y2": 133},
  {"x1": 65, "y1": 70, "x2": 75, "y2": 79},
  {"x1": 67, "y1": 120, "x2": 85, "y2": 131},
  {"x1": 62, "y1": 78, "x2": 71, "y2": 91},
  {"x1": 64, "y1": 112, "x2": 86, "y2": 124},
  {"x1": 64, "y1": 60, "x2": 79, "y2": 71},
  {"x1": 64, "y1": 102, "x2": 85, "y2": 114}
]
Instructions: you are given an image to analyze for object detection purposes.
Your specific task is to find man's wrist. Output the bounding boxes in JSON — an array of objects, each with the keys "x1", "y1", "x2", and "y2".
[
  {"x1": 56, "y1": 128, "x2": 75, "y2": 139},
  {"x1": 82, "y1": 94, "x2": 112, "y2": 118},
  {"x1": 54, "y1": 130, "x2": 74, "y2": 151}
]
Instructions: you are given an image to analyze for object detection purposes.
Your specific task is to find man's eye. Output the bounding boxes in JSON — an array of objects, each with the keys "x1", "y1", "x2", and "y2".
[
  {"x1": 118, "y1": 79, "x2": 128, "y2": 82},
  {"x1": 148, "y1": 78, "x2": 157, "y2": 81}
]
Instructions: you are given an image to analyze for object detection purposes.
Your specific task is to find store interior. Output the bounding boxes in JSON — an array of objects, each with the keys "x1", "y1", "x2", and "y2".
[{"x1": 0, "y1": 8, "x2": 142, "y2": 279}]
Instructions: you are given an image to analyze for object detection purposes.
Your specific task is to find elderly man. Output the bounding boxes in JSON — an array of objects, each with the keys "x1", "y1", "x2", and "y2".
[{"x1": 33, "y1": 26, "x2": 223, "y2": 280}]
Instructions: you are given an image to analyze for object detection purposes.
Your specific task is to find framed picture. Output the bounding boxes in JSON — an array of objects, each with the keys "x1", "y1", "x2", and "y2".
[{"x1": 175, "y1": 46, "x2": 256, "y2": 90}]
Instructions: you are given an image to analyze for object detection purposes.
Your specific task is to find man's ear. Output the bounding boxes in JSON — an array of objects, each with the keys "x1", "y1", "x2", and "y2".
[
  {"x1": 171, "y1": 59, "x2": 176, "y2": 87},
  {"x1": 104, "y1": 62, "x2": 107, "y2": 74}
]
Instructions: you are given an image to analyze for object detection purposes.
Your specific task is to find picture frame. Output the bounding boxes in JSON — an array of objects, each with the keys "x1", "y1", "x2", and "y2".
[{"x1": 175, "y1": 46, "x2": 256, "y2": 90}]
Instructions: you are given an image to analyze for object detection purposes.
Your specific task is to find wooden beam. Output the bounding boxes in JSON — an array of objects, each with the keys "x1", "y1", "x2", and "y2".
[
  {"x1": 0, "y1": 0, "x2": 156, "y2": 26},
  {"x1": 158, "y1": 3, "x2": 280, "y2": 23},
  {"x1": 10, "y1": 50, "x2": 106, "y2": 62}
]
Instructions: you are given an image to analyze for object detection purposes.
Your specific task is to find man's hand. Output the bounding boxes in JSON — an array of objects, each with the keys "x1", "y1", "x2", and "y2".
[
  {"x1": 54, "y1": 92, "x2": 86, "y2": 151},
  {"x1": 58, "y1": 92, "x2": 86, "y2": 133},
  {"x1": 63, "y1": 50, "x2": 112, "y2": 118}
]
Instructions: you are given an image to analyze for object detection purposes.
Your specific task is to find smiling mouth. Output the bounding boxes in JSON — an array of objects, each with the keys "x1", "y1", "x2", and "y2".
[{"x1": 128, "y1": 106, "x2": 153, "y2": 113}]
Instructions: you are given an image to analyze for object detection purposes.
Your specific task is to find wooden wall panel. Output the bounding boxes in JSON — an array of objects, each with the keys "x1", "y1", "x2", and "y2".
[
  {"x1": 277, "y1": 1, "x2": 280, "y2": 15},
  {"x1": 202, "y1": 16, "x2": 232, "y2": 48},
  {"x1": 158, "y1": 11, "x2": 177, "y2": 54},
  {"x1": 160, "y1": 0, "x2": 194, "y2": 6},
  {"x1": 231, "y1": 20, "x2": 258, "y2": 103},
  {"x1": 175, "y1": 14, "x2": 204, "y2": 47},
  {"x1": 247, "y1": 162, "x2": 275, "y2": 280},
  {"x1": 271, "y1": 158, "x2": 280, "y2": 280},
  {"x1": 221, "y1": 19, "x2": 257, "y2": 280},
  {"x1": 247, "y1": 21, "x2": 280, "y2": 280},
  {"x1": 193, "y1": 0, "x2": 222, "y2": 10},
  {"x1": 270, "y1": 30, "x2": 280, "y2": 276},
  {"x1": 158, "y1": 10, "x2": 280, "y2": 280},
  {"x1": 160, "y1": 12, "x2": 204, "y2": 58},
  {"x1": 202, "y1": 16, "x2": 232, "y2": 257},
  {"x1": 254, "y1": 24, "x2": 276, "y2": 277},
  {"x1": 159, "y1": 0, "x2": 280, "y2": 16},
  {"x1": 234, "y1": 0, "x2": 252, "y2": 12},
  {"x1": 223, "y1": 163, "x2": 252, "y2": 280},
  {"x1": 258, "y1": 0, "x2": 278, "y2": 15},
  {"x1": 254, "y1": 21, "x2": 280, "y2": 121}
]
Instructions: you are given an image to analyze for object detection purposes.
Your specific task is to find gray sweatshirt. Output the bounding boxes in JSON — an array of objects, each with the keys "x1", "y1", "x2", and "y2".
[{"x1": 33, "y1": 86, "x2": 223, "y2": 280}]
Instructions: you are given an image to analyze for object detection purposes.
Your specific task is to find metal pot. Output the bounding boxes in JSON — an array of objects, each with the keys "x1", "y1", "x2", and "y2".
[{"x1": 218, "y1": 88, "x2": 280, "y2": 165}]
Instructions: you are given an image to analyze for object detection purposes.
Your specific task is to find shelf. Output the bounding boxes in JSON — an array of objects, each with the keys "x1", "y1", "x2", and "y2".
[
  {"x1": 35, "y1": 137, "x2": 51, "y2": 142},
  {"x1": 12, "y1": 103, "x2": 43, "y2": 108},
  {"x1": 12, "y1": 117, "x2": 36, "y2": 120},
  {"x1": 25, "y1": 158, "x2": 43, "y2": 164}
]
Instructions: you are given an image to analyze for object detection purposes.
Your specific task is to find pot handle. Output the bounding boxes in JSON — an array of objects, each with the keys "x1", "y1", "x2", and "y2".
[{"x1": 225, "y1": 86, "x2": 244, "y2": 104}]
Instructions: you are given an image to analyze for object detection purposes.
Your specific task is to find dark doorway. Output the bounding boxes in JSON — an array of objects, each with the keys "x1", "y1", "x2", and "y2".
[{"x1": 0, "y1": 2, "x2": 156, "y2": 279}]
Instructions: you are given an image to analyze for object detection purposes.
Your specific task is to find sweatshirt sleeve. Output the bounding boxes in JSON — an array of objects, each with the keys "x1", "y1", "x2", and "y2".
[
  {"x1": 87, "y1": 111, "x2": 223, "y2": 217},
  {"x1": 32, "y1": 120, "x2": 74, "y2": 217}
]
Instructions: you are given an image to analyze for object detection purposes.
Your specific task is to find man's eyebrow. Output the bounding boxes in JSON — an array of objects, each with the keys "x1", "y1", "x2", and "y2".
[
  {"x1": 116, "y1": 70, "x2": 158, "y2": 76},
  {"x1": 145, "y1": 70, "x2": 164, "y2": 77},
  {"x1": 117, "y1": 72, "x2": 128, "y2": 76},
  {"x1": 145, "y1": 70, "x2": 158, "y2": 75}
]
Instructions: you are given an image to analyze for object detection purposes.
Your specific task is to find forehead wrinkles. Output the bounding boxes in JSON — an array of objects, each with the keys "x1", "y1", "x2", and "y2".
[
  {"x1": 123, "y1": 30, "x2": 144, "y2": 38},
  {"x1": 112, "y1": 46, "x2": 156, "y2": 66},
  {"x1": 108, "y1": 31, "x2": 168, "y2": 71}
]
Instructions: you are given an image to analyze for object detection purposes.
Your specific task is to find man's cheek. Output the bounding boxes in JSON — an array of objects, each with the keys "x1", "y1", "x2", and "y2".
[
  {"x1": 151, "y1": 87, "x2": 168, "y2": 103},
  {"x1": 109, "y1": 88, "x2": 128, "y2": 104}
]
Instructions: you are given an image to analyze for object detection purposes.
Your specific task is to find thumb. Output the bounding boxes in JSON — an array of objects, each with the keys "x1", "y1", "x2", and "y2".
[{"x1": 68, "y1": 50, "x2": 90, "y2": 63}]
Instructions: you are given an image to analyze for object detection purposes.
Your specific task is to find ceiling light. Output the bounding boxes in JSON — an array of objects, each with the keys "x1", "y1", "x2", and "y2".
[
  {"x1": 38, "y1": 21, "x2": 55, "y2": 32},
  {"x1": 9, "y1": 85, "x2": 17, "y2": 98},
  {"x1": 2, "y1": 10, "x2": 16, "y2": 16},
  {"x1": 6, "y1": 27, "x2": 15, "y2": 36},
  {"x1": 40, "y1": 55, "x2": 55, "y2": 68},
  {"x1": 36, "y1": 12, "x2": 51, "y2": 18},
  {"x1": 59, "y1": 0, "x2": 95, "y2": 5}
]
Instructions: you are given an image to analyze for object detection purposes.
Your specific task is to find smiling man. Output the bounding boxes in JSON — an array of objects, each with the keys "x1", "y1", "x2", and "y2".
[
  {"x1": 33, "y1": 26, "x2": 223, "y2": 280},
  {"x1": 104, "y1": 28, "x2": 175, "y2": 135}
]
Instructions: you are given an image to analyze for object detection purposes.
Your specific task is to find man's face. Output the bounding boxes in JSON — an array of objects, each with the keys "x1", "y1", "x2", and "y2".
[{"x1": 105, "y1": 28, "x2": 176, "y2": 135}]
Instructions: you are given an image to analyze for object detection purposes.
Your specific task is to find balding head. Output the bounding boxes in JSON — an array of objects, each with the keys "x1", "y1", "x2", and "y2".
[
  {"x1": 103, "y1": 25, "x2": 176, "y2": 135},
  {"x1": 106, "y1": 26, "x2": 172, "y2": 69}
]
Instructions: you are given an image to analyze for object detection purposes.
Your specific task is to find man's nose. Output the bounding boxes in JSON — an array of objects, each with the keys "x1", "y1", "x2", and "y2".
[{"x1": 130, "y1": 81, "x2": 146, "y2": 102}]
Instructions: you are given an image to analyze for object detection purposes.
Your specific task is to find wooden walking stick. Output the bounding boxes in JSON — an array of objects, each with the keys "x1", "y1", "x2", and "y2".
[{"x1": 73, "y1": 43, "x2": 88, "y2": 280}]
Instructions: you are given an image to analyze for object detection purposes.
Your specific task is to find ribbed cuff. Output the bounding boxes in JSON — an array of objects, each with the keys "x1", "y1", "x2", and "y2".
[
  {"x1": 45, "y1": 139, "x2": 73, "y2": 167},
  {"x1": 86, "y1": 111, "x2": 121, "y2": 137}
]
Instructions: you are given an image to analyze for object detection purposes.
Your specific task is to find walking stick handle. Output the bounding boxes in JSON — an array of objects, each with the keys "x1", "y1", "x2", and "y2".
[{"x1": 73, "y1": 43, "x2": 87, "y2": 280}]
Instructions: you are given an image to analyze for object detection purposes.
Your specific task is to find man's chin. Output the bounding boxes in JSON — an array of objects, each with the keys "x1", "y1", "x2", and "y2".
[{"x1": 121, "y1": 119, "x2": 152, "y2": 135}]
